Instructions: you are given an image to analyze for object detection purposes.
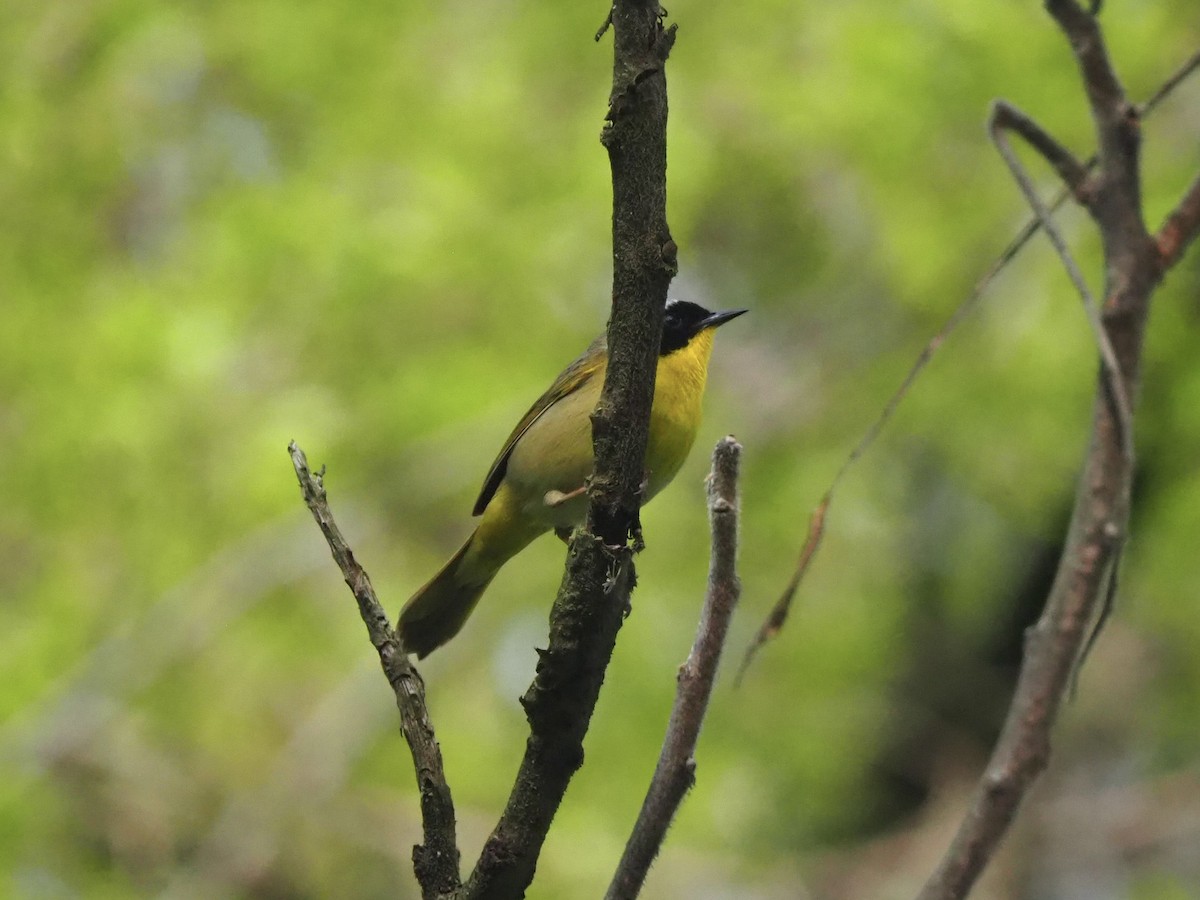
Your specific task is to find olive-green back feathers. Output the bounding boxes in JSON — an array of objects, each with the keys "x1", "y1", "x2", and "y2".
[{"x1": 472, "y1": 336, "x2": 606, "y2": 516}]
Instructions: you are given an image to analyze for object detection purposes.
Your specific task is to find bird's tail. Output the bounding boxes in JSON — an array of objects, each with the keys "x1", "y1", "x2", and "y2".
[{"x1": 398, "y1": 530, "x2": 497, "y2": 658}]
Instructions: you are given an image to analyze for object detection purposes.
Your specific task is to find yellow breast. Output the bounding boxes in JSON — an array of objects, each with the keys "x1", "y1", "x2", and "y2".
[
  {"x1": 645, "y1": 329, "x2": 714, "y2": 498},
  {"x1": 488, "y1": 329, "x2": 715, "y2": 535}
]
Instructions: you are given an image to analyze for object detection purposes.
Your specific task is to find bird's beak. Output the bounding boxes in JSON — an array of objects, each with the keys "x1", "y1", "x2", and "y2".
[{"x1": 700, "y1": 308, "x2": 748, "y2": 330}]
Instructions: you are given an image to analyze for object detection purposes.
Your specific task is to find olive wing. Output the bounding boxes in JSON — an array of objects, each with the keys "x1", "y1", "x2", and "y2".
[{"x1": 472, "y1": 337, "x2": 605, "y2": 516}]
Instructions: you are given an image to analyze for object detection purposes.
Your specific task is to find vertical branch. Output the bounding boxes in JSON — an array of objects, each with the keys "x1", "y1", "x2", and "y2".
[
  {"x1": 606, "y1": 437, "x2": 743, "y2": 900},
  {"x1": 917, "y1": 3, "x2": 1171, "y2": 897},
  {"x1": 462, "y1": 4, "x2": 677, "y2": 897},
  {"x1": 591, "y1": 0, "x2": 679, "y2": 544}
]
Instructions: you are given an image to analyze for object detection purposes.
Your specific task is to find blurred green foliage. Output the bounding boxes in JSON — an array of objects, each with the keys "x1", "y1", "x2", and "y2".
[{"x1": 3, "y1": 1, "x2": 1200, "y2": 897}]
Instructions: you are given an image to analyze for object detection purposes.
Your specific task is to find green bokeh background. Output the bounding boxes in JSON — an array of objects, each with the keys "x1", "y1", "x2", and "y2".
[{"x1": 3, "y1": 2, "x2": 1199, "y2": 898}]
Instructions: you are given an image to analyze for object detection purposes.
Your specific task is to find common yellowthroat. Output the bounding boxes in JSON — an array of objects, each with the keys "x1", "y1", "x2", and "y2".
[{"x1": 399, "y1": 300, "x2": 746, "y2": 658}]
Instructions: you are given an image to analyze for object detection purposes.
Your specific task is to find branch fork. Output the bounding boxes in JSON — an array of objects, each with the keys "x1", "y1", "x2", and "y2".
[{"x1": 919, "y1": 5, "x2": 1200, "y2": 897}]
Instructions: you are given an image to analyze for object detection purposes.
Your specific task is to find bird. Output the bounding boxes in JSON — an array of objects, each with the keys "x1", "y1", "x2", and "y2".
[{"x1": 398, "y1": 299, "x2": 746, "y2": 658}]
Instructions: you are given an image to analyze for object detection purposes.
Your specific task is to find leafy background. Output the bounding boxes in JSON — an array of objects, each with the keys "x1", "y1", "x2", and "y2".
[{"x1": 3, "y1": 2, "x2": 1200, "y2": 898}]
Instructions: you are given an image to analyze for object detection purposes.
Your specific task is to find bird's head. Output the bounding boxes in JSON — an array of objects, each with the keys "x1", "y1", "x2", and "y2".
[{"x1": 660, "y1": 299, "x2": 747, "y2": 355}]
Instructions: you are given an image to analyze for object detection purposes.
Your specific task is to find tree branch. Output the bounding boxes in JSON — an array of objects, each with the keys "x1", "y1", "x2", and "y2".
[
  {"x1": 917, "y1": 4, "x2": 1177, "y2": 897},
  {"x1": 738, "y1": 45, "x2": 1200, "y2": 680},
  {"x1": 461, "y1": 3, "x2": 677, "y2": 897},
  {"x1": 1157, "y1": 172, "x2": 1200, "y2": 269},
  {"x1": 990, "y1": 101, "x2": 1091, "y2": 195},
  {"x1": 607, "y1": 436, "x2": 743, "y2": 900},
  {"x1": 287, "y1": 441, "x2": 460, "y2": 899}
]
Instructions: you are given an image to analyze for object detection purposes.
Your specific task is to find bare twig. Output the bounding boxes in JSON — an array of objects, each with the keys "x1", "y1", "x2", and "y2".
[
  {"x1": 1140, "y1": 49, "x2": 1200, "y2": 114},
  {"x1": 992, "y1": 102, "x2": 1091, "y2": 194},
  {"x1": 987, "y1": 98, "x2": 1141, "y2": 690},
  {"x1": 1158, "y1": 173, "x2": 1200, "y2": 269},
  {"x1": 287, "y1": 442, "x2": 460, "y2": 898},
  {"x1": 738, "y1": 44, "x2": 1200, "y2": 682},
  {"x1": 737, "y1": 210, "x2": 1052, "y2": 683},
  {"x1": 461, "y1": 4, "x2": 677, "y2": 897},
  {"x1": 988, "y1": 100, "x2": 1134, "y2": 462},
  {"x1": 595, "y1": 4, "x2": 615, "y2": 42},
  {"x1": 607, "y1": 437, "x2": 743, "y2": 900}
]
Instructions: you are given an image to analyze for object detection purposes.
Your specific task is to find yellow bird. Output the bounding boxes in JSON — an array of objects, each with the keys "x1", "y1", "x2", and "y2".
[{"x1": 399, "y1": 300, "x2": 746, "y2": 658}]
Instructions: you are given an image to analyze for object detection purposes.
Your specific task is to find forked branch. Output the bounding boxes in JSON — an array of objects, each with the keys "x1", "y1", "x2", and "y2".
[
  {"x1": 918, "y1": 2, "x2": 1200, "y2": 897},
  {"x1": 739, "y1": 40, "x2": 1200, "y2": 685}
]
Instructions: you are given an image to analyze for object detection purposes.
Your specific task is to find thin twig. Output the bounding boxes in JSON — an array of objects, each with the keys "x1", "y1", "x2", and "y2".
[
  {"x1": 607, "y1": 437, "x2": 743, "y2": 900},
  {"x1": 1140, "y1": 49, "x2": 1200, "y2": 114},
  {"x1": 988, "y1": 100, "x2": 1134, "y2": 463},
  {"x1": 738, "y1": 43, "x2": 1200, "y2": 682},
  {"x1": 736, "y1": 214, "x2": 1047, "y2": 683},
  {"x1": 595, "y1": 4, "x2": 615, "y2": 42},
  {"x1": 992, "y1": 102, "x2": 1091, "y2": 193},
  {"x1": 287, "y1": 441, "x2": 460, "y2": 898},
  {"x1": 1158, "y1": 172, "x2": 1200, "y2": 269}
]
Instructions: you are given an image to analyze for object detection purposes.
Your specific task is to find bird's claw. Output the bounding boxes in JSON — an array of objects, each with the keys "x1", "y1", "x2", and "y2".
[{"x1": 630, "y1": 513, "x2": 645, "y2": 554}]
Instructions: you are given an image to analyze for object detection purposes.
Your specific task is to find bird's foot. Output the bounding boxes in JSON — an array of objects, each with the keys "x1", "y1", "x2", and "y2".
[
  {"x1": 554, "y1": 526, "x2": 573, "y2": 545},
  {"x1": 630, "y1": 511, "x2": 645, "y2": 554}
]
